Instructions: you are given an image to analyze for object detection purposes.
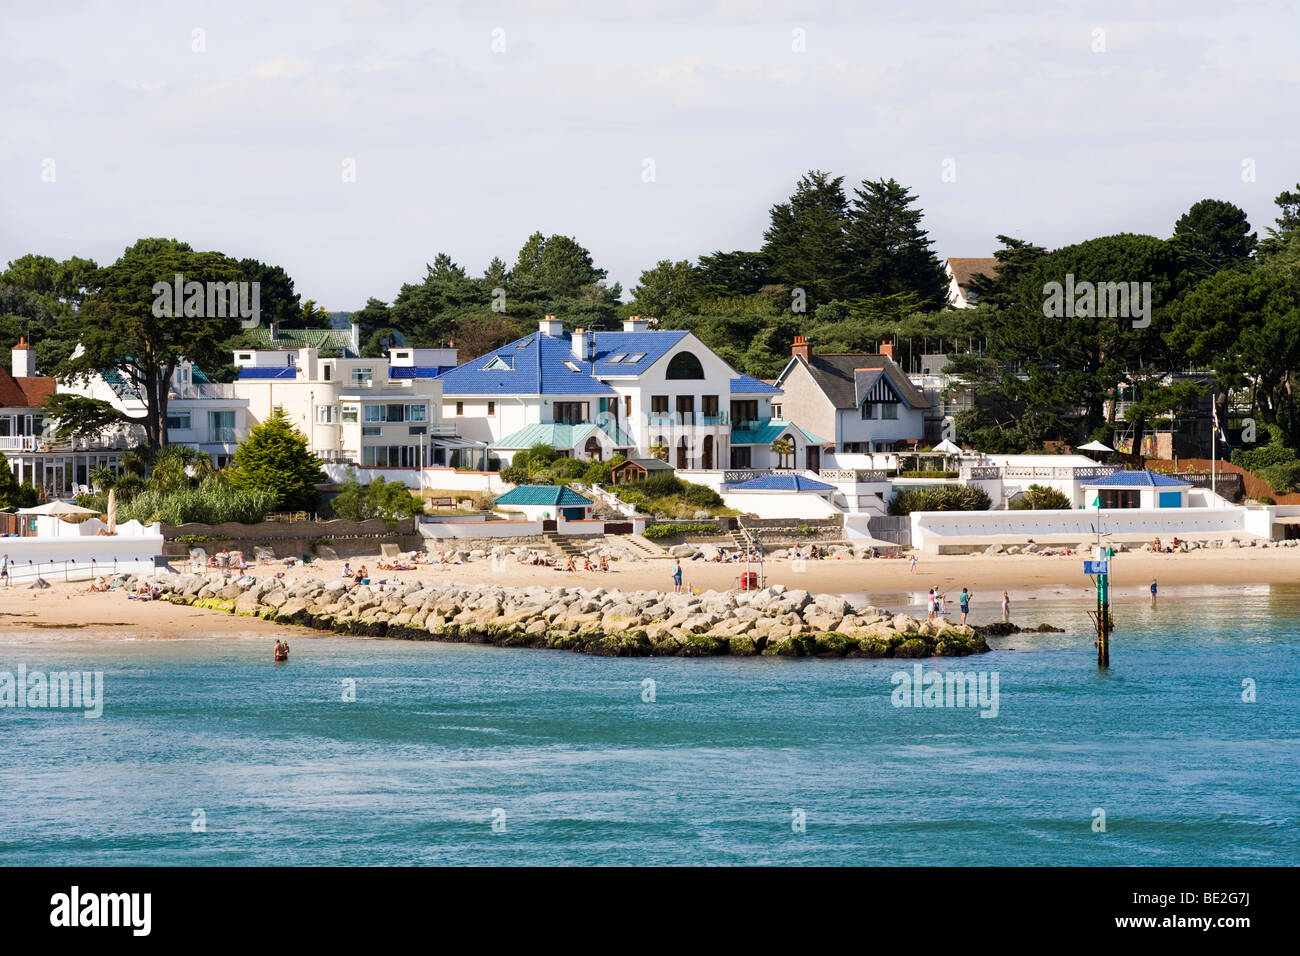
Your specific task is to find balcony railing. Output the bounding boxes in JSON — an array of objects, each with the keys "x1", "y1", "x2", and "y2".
[
  {"x1": 647, "y1": 412, "x2": 729, "y2": 428},
  {"x1": 0, "y1": 436, "x2": 39, "y2": 451},
  {"x1": 819, "y1": 468, "x2": 889, "y2": 482}
]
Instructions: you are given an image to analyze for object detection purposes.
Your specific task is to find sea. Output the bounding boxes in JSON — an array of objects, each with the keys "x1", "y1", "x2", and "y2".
[{"x1": 1, "y1": 585, "x2": 1297, "y2": 865}]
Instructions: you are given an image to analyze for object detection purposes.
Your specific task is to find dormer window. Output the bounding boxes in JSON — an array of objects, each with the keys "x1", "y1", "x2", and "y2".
[{"x1": 484, "y1": 356, "x2": 512, "y2": 371}]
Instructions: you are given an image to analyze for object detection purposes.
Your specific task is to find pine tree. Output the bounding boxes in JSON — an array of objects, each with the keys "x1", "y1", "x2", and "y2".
[
  {"x1": 228, "y1": 407, "x2": 324, "y2": 512},
  {"x1": 846, "y1": 178, "x2": 949, "y2": 308}
]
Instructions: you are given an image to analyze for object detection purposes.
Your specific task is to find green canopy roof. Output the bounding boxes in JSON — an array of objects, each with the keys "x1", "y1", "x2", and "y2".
[{"x1": 494, "y1": 485, "x2": 593, "y2": 507}]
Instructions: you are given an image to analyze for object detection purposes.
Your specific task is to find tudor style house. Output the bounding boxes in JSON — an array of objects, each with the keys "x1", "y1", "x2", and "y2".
[
  {"x1": 773, "y1": 336, "x2": 929, "y2": 459},
  {"x1": 435, "y1": 316, "x2": 788, "y2": 471}
]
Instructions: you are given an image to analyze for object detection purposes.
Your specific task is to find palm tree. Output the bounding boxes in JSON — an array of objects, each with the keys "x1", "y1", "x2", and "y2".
[
  {"x1": 149, "y1": 445, "x2": 215, "y2": 493},
  {"x1": 648, "y1": 441, "x2": 668, "y2": 462},
  {"x1": 771, "y1": 436, "x2": 794, "y2": 469}
]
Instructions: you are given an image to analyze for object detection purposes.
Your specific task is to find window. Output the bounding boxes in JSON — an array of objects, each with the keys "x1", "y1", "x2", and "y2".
[
  {"x1": 322, "y1": 365, "x2": 331, "y2": 381},
  {"x1": 342, "y1": 405, "x2": 359, "y2": 423},
  {"x1": 362, "y1": 426, "x2": 381, "y2": 436},
  {"x1": 731, "y1": 400, "x2": 758, "y2": 427},
  {"x1": 487, "y1": 401, "x2": 495, "y2": 415},
  {"x1": 407, "y1": 404, "x2": 426, "y2": 422},
  {"x1": 484, "y1": 356, "x2": 512, "y2": 371},
  {"x1": 609, "y1": 353, "x2": 627, "y2": 364},
  {"x1": 730, "y1": 446, "x2": 752, "y2": 468},
  {"x1": 554, "y1": 402, "x2": 588, "y2": 425},
  {"x1": 237, "y1": 353, "x2": 252, "y2": 362},
  {"x1": 624, "y1": 396, "x2": 632, "y2": 416},
  {"x1": 315, "y1": 405, "x2": 337, "y2": 424},
  {"x1": 666, "y1": 351, "x2": 704, "y2": 379},
  {"x1": 861, "y1": 402, "x2": 876, "y2": 420},
  {"x1": 362, "y1": 445, "x2": 417, "y2": 467},
  {"x1": 456, "y1": 402, "x2": 464, "y2": 416},
  {"x1": 167, "y1": 412, "x2": 192, "y2": 430},
  {"x1": 881, "y1": 403, "x2": 899, "y2": 420},
  {"x1": 626, "y1": 352, "x2": 645, "y2": 363},
  {"x1": 409, "y1": 426, "x2": 427, "y2": 436},
  {"x1": 702, "y1": 395, "x2": 719, "y2": 418},
  {"x1": 651, "y1": 395, "x2": 669, "y2": 414},
  {"x1": 209, "y1": 411, "x2": 236, "y2": 443},
  {"x1": 395, "y1": 351, "x2": 410, "y2": 360},
  {"x1": 771, "y1": 403, "x2": 782, "y2": 419},
  {"x1": 563, "y1": 360, "x2": 582, "y2": 373},
  {"x1": 351, "y1": 368, "x2": 373, "y2": 385}
]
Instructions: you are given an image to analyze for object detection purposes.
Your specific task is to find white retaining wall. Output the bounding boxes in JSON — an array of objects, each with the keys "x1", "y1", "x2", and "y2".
[
  {"x1": 909, "y1": 507, "x2": 1269, "y2": 553},
  {"x1": 1, "y1": 519, "x2": 164, "y2": 583}
]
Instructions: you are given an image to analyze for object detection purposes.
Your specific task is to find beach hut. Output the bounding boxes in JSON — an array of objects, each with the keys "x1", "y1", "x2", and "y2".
[
  {"x1": 493, "y1": 485, "x2": 593, "y2": 521},
  {"x1": 1080, "y1": 470, "x2": 1189, "y2": 509},
  {"x1": 610, "y1": 457, "x2": 674, "y2": 485}
]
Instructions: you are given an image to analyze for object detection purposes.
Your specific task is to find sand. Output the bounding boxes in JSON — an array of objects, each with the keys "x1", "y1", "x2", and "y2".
[{"x1": 1, "y1": 546, "x2": 1297, "y2": 641}]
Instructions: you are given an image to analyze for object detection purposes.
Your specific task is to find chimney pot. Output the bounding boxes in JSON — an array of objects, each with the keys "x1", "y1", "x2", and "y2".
[
  {"x1": 791, "y1": 335, "x2": 811, "y2": 362},
  {"x1": 880, "y1": 339, "x2": 895, "y2": 360}
]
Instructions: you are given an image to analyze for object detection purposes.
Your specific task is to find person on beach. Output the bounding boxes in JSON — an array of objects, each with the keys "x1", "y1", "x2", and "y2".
[
  {"x1": 342, "y1": 562, "x2": 353, "y2": 579},
  {"x1": 1001, "y1": 591, "x2": 1010, "y2": 622},
  {"x1": 909, "y1": 555, "x2": 917, "y2": 573},
  {"x1": 960, "y1": 588, "x2": 971, "y2": 625},
  {"x1": 1150, "y1": 578, "x2": 1158, "y2": 604},
  {"x1": 1, "y1": 553, "x2": 8, "y2": 587},
  {"x1": 927, "y1": 588, "x2": 936, "y2": 620},
  {"x1": 672, "y1": 560, "x2": 683, "y2": 593}
]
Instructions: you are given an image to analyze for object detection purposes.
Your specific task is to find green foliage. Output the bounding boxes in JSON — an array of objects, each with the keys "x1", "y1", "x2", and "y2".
[
  {"x1": 642, "y1": 521, "x2": 720, "y2": 540},
  {"x1": 1009, "y1": 484, "x2": 1073, "y2": 510},
  {"x1": 117, "y1": 477, "x2": 277, "y2": 525},
  {"x1": 605, "y1": 472, "x2": 725, "y2": 519},
  {"x1": 0, "y1": 451, "x2": 38, "y2": 511},
  {"x1": 889, "y1": 485, "x2": 991, "y2": 515},
  {"x1": 329, "y1": 473, "x2": 424, "y2": 521},
  {"x1": 228, "y1": 406, "x2": 323, "y2": 511},
  {"x1": 1257, "y1": 461, "x2": 1300, "y2": 494}
]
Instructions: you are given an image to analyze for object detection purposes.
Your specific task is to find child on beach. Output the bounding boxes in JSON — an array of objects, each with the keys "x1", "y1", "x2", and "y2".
[{"x1": 926, "y1": 588, "x2": 936, "y2": 620}]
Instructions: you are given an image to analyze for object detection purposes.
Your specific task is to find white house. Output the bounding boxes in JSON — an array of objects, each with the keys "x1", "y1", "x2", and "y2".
[
  {"x1": 435, "y1": 316, "x2": 785, "y2": 472},
  {"x1": 944, "y1": 257, "x2": 999, "y2": 309}
]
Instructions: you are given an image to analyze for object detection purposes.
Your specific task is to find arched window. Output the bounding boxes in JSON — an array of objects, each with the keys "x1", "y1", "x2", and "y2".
[
  {"x1": 584, "y1": 436, "x2": 602, "y2": 461},
  {"x1": 666, "y1": 351, "x2": 704, "y2": 380}
]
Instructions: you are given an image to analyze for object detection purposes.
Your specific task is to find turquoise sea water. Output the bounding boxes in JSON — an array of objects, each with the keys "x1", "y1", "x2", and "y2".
[{"x1": 1, "y1": 586, "x2": 1297, "y2": 866}]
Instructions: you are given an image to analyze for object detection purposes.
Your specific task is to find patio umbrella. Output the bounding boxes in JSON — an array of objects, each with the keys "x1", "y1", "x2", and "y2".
[
  {"x1": 17, "y1": 501, "x2": 101, "y2": 516},
  {"x1": 106, "y1": 488, "x2": 117, "y2": 534},
  {"x1": 1078, "y1": 440, "x2": 1113, "y2": 452},
  {"x1": 932, "y1": 438, "x2": 963, "y2": 454}
]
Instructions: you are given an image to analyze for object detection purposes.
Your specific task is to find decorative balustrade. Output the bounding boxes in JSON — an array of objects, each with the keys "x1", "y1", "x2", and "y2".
[
  {"x1": 818, "y1": 469, "x2": 889, "y2": 482},
  {"x1": 724, "y1": 469, "x2": 775, "y2": 483}
]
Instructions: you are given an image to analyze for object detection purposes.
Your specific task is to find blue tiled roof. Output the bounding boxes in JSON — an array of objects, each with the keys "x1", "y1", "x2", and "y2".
[
  {"x1": 730, "y1": 418, "x2": 830, "y2": 446},
  {"x1": 731, "y1": 474, "x2": 837, "y2": 493},
  {"x1": 1083, "y1": 470, "x2": 1190, "y2": 487},
  {"x1": 730, "y1": 374, "x2": 781, "y2": 394},
  {"x1": 436, "y1": 329, "x2": 689, "y2": 396},
  {"x1": 494, "y1": 485, "x2": 593, "y2": 507},
  {"x1": 388, "y1": 365, "x2": 454, "y2": 379},
  {"x1": 237, "y1": 367, "x2": 297, "y2": 380}
]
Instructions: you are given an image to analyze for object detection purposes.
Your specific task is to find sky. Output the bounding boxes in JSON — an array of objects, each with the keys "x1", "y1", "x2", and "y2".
[{"x1": 2, "y1": 0, "x2": 1296, "y2": 310}]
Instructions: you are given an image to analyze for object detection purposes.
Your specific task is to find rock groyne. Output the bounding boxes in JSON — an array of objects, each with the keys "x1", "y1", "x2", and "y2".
[{"x1": 151, "y1": 573, "x2": 997, "y2": 659}]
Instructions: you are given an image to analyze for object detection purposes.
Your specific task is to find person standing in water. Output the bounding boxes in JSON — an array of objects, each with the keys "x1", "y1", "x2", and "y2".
[
  {"x1": 1001, "y1": 590, "x2": 1010, "y2": 622},
  {"x1": 1150, "y1": 578, "x2": 1158, "y2": 605},
  {"x1": 959, "y1": 588, "x2": 972, "y2": 625},
  {"x1": 909, "y1": 555, "x2": 917, "y2": 573}
]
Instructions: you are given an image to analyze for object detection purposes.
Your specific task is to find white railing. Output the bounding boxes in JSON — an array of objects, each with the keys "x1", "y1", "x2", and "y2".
[
  {"x1": 575, "y1": 482, "x2": 639, "y2": 518},
  {"x1": 0, "y1": 436, "x2": 39, "y2": 451}
]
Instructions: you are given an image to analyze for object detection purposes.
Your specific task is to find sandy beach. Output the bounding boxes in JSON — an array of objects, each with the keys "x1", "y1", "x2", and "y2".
[{"x1": 1, "y1": 547, "x2": 1297, "y2": 639}]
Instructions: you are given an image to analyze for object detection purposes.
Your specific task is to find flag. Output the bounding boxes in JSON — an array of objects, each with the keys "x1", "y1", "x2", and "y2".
[{"x1": 1211, "y1": 402, "x2": 1228, "y2": 444}]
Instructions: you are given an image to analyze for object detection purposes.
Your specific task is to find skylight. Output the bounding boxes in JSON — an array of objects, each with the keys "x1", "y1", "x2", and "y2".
[
  {"x1": 563, "y1": 360, "x2": 582, "y2": 372},
  {"x1": 625, "y1": 352, "x2": 646, "y2": 363},
  {"x1": 608, "y1": 353, "x2": 627, "y2": 363}
]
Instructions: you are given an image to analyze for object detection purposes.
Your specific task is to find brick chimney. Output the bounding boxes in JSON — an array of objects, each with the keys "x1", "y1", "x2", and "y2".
[
  {"x1": 791, "y1": 335, "x2": 811, "y2": 362},
  {"x1": 879, "y1": 339, "x2": 895, "y2": 361}
]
